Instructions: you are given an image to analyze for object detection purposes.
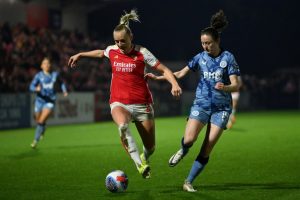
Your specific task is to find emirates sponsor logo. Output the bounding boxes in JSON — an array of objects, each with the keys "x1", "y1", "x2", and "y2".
[{"x1": 113, "y1": 61, "x2": 136, "y2": 72}]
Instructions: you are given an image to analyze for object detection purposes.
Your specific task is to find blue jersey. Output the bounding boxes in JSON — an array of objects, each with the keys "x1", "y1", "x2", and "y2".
[
  {"x1": 188, "y1": 50, "x2": 240, "y2": 112},
  {"x1": 29, "y1": 71, "x2": 67, "y2": 102}
]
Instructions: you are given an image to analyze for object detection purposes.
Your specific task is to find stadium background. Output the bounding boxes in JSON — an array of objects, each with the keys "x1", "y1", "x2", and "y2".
[
  {"x1": 0, "y1": 1, "x2": 300, "y2": 200},
  {"x1": 1, "y1": 0, "x2": 299, "y2": 129}
]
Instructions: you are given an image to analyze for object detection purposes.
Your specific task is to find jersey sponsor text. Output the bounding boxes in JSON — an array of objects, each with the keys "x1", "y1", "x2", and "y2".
[{"x1": 113, "y1": 61, "x2": 136, "y2": 72}]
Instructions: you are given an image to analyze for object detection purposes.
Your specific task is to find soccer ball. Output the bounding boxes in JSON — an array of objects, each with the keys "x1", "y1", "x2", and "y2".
[{"x1": 105, "y1": 170, "x2": 128, "y2": 193}]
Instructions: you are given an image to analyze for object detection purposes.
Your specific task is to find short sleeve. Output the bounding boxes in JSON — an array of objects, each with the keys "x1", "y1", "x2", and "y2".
[
  {"x1": 228, "y1": 54, "x2": 241, "y2": 76},
  {"x1": 187, "y1": 53, "x2": 201, "y2": 72},
  {"x1": 140, "y1": 47, "x2": 160, "y2": 68},
  {"x1": 104, "y1": 45, "x2": 117, "y2": 58}
]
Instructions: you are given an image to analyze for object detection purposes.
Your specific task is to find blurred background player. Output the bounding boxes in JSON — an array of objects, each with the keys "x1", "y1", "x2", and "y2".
[
  {"x1": 226, "y1": 76, "x2": 243, "y2": 129},
  {"x1": 147, "y1": 10, "x2": 241, "y2": 191},
  {"x1": 68, "y1": 10, "x2": 182, "y2": 179},
  {"x1": 29, "y1": 57, "x2": 68, "y2": 148}
]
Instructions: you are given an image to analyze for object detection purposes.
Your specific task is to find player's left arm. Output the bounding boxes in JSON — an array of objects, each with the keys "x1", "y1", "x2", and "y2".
[
  {"x1": 215, "y1": 74, "x2": 240, "y2": 92},
  {"x1": 29, "y1": 74, "x2": 40, "y2": 92},
  {"x1": 215, "y1": 53, "x2": 241, "y2": 92}
]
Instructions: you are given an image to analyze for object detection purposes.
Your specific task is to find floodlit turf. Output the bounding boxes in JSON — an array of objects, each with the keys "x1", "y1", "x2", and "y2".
[{"x1": 0, "y1": 111, "x2": 300, "y2": 200}]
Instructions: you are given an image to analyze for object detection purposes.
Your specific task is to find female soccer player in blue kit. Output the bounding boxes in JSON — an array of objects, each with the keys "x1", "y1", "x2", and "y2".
[
  {"x1": 29, "y1": 57, "x2": 68, "y2": 148},
  {"x1": 147, "y1": 10, "x2": 241, "y2": 192}
]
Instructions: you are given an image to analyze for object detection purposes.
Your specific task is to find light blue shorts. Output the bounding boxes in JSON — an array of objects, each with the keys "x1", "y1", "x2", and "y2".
[
  {"x1": 189, "y1": 104, "x2": 231, "y2": 129},
  {"x1": 34, "y1": 98, "x2": 55, "y2": 113}
]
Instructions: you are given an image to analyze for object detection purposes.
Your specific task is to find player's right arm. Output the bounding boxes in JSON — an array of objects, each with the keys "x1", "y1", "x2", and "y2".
[
  {"x1": 68, "y1": 50, "x2": 105, "y2": 68},
  {"x1": 146, "y1": 66, "x2": 190, "y2": 81},
  {"x1": 29, "y1": 74, "x2": 41, "y2": 92},
  {"x1": 173, "y1": 66, "x2": 190, "y2": 79}
]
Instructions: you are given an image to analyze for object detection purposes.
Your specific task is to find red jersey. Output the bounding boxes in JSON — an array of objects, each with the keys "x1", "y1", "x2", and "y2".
[{"x1": 104, "y1": 45, "x2": 160, "y2": 104}]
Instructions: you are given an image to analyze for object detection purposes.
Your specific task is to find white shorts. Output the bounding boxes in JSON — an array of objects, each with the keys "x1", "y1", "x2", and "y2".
[
  {"x1": 110, "y1": 102, "x2": 154, "y2": 122},
  {"x1": 231, "y1": 92, "x2": 240, "y2": 101}
]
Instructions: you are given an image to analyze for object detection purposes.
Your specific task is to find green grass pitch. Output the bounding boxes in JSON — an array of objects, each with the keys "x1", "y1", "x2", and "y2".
[{"x1": 0, "y1": 111, "x2": 300, "y2": 200}]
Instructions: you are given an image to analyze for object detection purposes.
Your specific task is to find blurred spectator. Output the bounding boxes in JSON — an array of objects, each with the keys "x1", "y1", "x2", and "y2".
[{"x1": 0, "y1": 22, "x2": 111, "y2": 94}]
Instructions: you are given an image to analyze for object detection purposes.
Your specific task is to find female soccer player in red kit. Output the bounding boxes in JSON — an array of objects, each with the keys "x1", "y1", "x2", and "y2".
[{"x1": 68, "y1": 10, "x2": 182, "y2": 178}]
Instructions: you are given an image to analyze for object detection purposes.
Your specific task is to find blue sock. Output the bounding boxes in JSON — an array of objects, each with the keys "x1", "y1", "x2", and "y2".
[
  {"x1": 181, "y1": 137, "x2": 193, "y2": 155},
  {"x1": 186, "y1": 156, "x2": 209, "y2": 183},
  {"x1": 34, "y1": 123, "x2": 45, "y2": 141}
]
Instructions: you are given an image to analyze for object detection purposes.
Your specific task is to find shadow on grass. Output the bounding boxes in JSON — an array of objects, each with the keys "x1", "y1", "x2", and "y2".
[
  {"x1": 32, "y1": 143, "x2": 118, "y2": 150},
  {"x1": 158, "y1": 185, "x2": 203, "y2": 194},
  {"x1": 9, "y1": 149, "x2": 40, "y2": 160},
  {"x1": 56, "y1": 144, "x2": 117, "y2": 149},
  {"x1": 103, "y1": 189, "x2": 206, "y2": 200},
  {"x1": 103, "y1": 192, "x2": 129, "y2": 198},
  {"x1": 201, "y1": 182, "x2": 300, "y2": 190},
  {"x1": 157, "y1": 186, "x2": 217, "y2": 200},
  {"x1": 103, "y1": 190, "x2": 143, "y2": 199},
  {"x1": 7, "y1": 143, "x2": 119, "y2": 159}
]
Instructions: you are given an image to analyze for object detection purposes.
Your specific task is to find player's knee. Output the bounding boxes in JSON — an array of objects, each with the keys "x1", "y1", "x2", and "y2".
[
  {"x1": 118, "y1": 123, "x2": 129, "y2": 137},
  {"x1": 118, "y1": 123, "x2": 128, "y2": 132}
]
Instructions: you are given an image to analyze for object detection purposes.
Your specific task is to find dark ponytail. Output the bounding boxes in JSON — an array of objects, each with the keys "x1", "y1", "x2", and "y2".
[{"x1": 201, "y1": 10, "x2": 228, "y2": 41}]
